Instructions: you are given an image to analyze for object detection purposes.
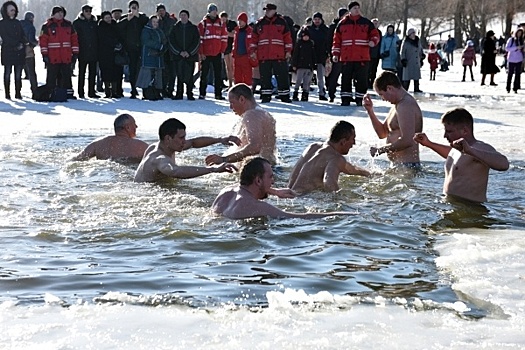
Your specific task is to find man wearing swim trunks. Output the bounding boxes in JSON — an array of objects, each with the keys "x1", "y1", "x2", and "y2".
[
  {"x1": 213, "y1": 157, "x2": 352, "y2": 219},
  {"x1": 288, "y1": 120, "x2": 370, "y2": 194},
  {"x1": 134, "y1": 118, "x2": 239, "y2": 182},
  {"x1": 72, "y1": 114, "x2": 148, "y2": 163},
  {"x1": 205, "y1": 83, "x2": 277, "y2": 166},
  {"x1": 414, "y1": 108, "x2": 509, "y2": 203},
  {"x1": 363, "y1": 71, "x2": 423, "y2": 167}
]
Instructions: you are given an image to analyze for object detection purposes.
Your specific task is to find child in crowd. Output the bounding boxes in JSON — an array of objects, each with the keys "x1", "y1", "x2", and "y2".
[
  {"x1": 427, "y1": 43, "x2": 441, "y2": 80},
  {"x1": 291, "y1": 27, "x2": 316, "y2": 101},
  {"x1": 437, "y1": 43, "x2": 449, "y2": 72},
  {"x1": 461, "y1": 40, "x2": 477, "y2": 82}
]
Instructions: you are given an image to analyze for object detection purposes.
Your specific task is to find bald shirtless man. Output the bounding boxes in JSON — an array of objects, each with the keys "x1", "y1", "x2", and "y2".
[
  {"x1": 213, "y1": 157, "x2": 354, "y2": 219},
  {"x1": 134, "y1": 118, "x2": 239, "y2": 182},
  {"x1": 205, "y1": 83, "x2": 277, "y2": 166},
  {"x1": 72, "y1": 114, "x2": 148, "y2": 163},
  {"x1": 363, "y1": 71, "x2": 423, "y2": 168},
  {"x1": 288, "y1": 121, "x2": 370, "y2": 194},
  {"x1": 414, "y1": 108, "x2": 509, "y2": 203}
]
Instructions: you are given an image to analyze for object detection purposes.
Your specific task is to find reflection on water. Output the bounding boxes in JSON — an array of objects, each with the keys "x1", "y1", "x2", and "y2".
[{"x1": 0, "y1": 134, "x2": 523, "y2": 313}]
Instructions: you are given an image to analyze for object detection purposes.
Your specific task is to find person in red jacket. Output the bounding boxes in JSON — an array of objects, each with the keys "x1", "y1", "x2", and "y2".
[
  {"x1": 232, "y1": 12, "x2": 254, "y2": 86},
  {"x1": 427, "y1": 42, "x2": 441, "y2": 81},
  {"x1": 332, "y1": 2, "x2": 379, "y2": 106},
  {"x1": 39, "y1": 6, "x2": 79, "y2": 99},
  {"x1": 198, "y1": 3, "x2": 227, "y2": 100},
  {"x1": 250, "y1": 3, "x2": 293, "y2": 103}
]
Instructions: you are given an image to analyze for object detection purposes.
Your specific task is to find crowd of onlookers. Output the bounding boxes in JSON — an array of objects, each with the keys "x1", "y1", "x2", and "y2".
[{"x1": 0, "y1": 0, "x2": 522, "y2": 104}]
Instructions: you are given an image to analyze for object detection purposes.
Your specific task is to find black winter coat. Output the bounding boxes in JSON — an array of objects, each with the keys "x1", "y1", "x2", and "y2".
[
  {"x1": 118, "y1": 13, "x2": 149, "y2": 53},
  {"x1": 168, "y1": 20, "x2": 200, "y2": 62},
  {"x1": 73, "y1": 13, "x2": 98, "y2": 62},
  {"x1": 306, "y1": 23, "x2": 329, "y2": 64},
  {"x1": 97, "y1": 19, "x2": 122, "y2": 82},
  {"x1": 292, "y1": 39, "x2": 316, "y2": 70},
  {"x1": 0, "y1": 3, "x2": 26, "y2": 66}
]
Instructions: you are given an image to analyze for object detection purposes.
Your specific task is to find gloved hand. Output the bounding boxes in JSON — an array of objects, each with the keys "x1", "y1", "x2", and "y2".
[
  {"x1": 401, "y1": 59, "x2": 407, "y2": 67},
  {"x1": 43, "y1": 56, "x2": 49, "y2": 64}
]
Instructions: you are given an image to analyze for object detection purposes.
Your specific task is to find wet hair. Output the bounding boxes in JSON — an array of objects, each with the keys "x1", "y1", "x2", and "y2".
[
  {"x1": 329, "y1": 121, "x2": 355, "y2": 143},
  {"x1": 373, "y1": 71, "x2": 402, "y2": 91},
  {"x1": 441, "y1": 108, "x2": 474, "y2": 131},
  {"x1": 114, "y1": 114, "x2": 132, "y2": 132},
  {"x1": 228, "y1": 83, "x2": 255, "y2": 102},
  {"x1": 240, "y1": 157, "x2": 270, "y2": 186},
  {"x1": 159, "y1": 118, "x2": 186, "y2": 140}
]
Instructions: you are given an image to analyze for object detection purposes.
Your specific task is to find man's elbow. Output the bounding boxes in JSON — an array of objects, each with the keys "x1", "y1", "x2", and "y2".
[{"x1": 494, "y1": 158, "x2": 510, "y2": 171}]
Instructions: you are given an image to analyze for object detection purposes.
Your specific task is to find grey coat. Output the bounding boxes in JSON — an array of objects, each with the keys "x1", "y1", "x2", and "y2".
[{"x1": 400, "y1": 36, "x2": 423, "y2": 81}]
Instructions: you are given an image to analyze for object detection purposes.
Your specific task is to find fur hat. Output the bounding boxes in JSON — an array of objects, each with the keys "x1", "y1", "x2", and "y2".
[{"x1": 237, "y1": 12, "x2": 248, "y2": 23}]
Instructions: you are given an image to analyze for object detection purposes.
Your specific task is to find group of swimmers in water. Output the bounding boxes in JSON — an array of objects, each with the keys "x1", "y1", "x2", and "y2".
[{"x1": 73, "y1": 71, "x2": 510, "y2": 219}]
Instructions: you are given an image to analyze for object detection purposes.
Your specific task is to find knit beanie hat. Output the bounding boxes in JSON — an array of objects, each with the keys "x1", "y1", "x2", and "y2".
[
  {"x1": 24, "y1": 11, "x2": 34, "y2": 20},
  {"x1": 348, "y1": 1, "x2": 360, "y2": 10},
  {"x1": 51, "y1": 6, "x2": 64, "y2": 16},
  {"x1": 338, "y1": 8, "x2": 348, "y2": 18},
  {"x1": 156, "y1": 3, "x2": 166, "y2": 12},
  {"x1": 237, "y1": 12, "x2": 248, "y2": 23},
  {"x1": 207, "y1": 3, "x2": 218, "y2": 13},
  {"x1": 313, "y1": 12, "x2": 322, "y2": 20},
  {"x1": 179, "y1": 9, "x2": 189, "y2": 18}
]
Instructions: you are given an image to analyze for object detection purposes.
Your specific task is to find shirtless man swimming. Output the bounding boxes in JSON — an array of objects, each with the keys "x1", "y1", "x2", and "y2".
[
  {"x1": 213, "y1": 157, "x2": 354, "y2": 219},
  {"x1": 205, "y1": 83, "x2": 277, "y2": 166},
  {"x1": 414, "y1": 108, "x2": 509, "y2": 203},
  {"x1": 134, "y1": 118, "x2": 239, "y2": 182},
  {"x1": 288, "y1": 121, "x2": 370, "y2": 194},
  {"x1": 363, "y1": 71, "x2": 423, "y2": 168},
  {"x1": 72, "y1": 114, "x2": 148, "y2": 163}
]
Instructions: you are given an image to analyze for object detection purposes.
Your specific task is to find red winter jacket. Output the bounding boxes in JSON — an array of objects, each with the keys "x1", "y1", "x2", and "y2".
[
  {"x1": 198, "y1": 15, "x2": 227, "y2": 56},
  {"x1": 250, "y1": 14, "x2": 292, "y2": 61},
  {"x1": 232, "y1": 25, "x2": 253, "y2": 58},
  {"x1": 39, "y1": 18, "x2": 79, "y2": 64},
  {"x1": 427, "y1": 51, "x2": 441, "y2": 70},
  {"x1": 332, "y1": 14, "x2": 379, "y2": 62}
]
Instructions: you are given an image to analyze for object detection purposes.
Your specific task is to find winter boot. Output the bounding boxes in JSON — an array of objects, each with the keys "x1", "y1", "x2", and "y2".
[
  {"x1": 104, "y1": 84, "x2": 112, "y2": 98},
  {"x1": 414, "y1": 80, "x2": 423, "y2": 93},
  {"x1": 15, "y1": 80, "x2": 22, "y2": 99},
  {"x1": 301, "y1": 91, "x2": 309, "y2": 102},
  {"x1": 292, "y1": 90, "x2": 299, "y2": 101},
  {"x1": 4, "y1": 80, "x2": 10, "y2": 99}
]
